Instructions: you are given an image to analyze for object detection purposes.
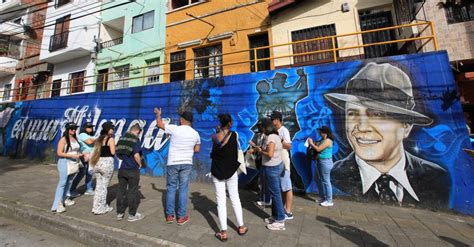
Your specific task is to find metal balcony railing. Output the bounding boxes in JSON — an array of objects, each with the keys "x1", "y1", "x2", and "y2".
[
  {"x1": 4, "y1": 21, "x2": 439, "y2": 101},
  {"x1": 49, "y1": 31, "x2": 69, "y2": 52},
  {"x1": 99, "y1": 37, "x2": 123, "y2": 50}
]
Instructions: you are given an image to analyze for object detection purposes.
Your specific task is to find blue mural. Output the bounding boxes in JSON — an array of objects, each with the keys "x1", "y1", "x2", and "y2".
[{"x1": 0, "y1": 51, "x2": 472, "y2": 215}]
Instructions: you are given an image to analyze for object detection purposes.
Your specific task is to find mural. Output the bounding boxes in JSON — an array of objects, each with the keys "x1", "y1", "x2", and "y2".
[{"x1": 0, "y1": 51, "x2": 472, "y2": 215}]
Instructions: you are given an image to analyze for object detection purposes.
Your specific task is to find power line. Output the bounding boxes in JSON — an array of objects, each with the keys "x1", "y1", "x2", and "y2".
[
  {"x1": 0, "y1": 0, "x2": 49, "y2": 21},
  {"x1": 4, "y1": 1, "x2": 104, "y2": 36}
]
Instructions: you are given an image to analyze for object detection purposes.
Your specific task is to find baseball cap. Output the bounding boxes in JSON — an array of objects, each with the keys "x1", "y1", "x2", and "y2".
[{"x1": 179, "y1": 111, "x2": 194, "y2": 122}]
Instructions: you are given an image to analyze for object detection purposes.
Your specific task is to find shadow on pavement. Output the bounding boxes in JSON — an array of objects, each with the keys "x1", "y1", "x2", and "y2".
[
  {"x1": 438, "y1": 236, "x2": 470, "y2": 247},
  {"x1": 317, "y1": 216, "x2": 389, "y2": 246},
  {"x1": 190, "y1": 191, "x2": 236, "y2": 233},
  {"x1": 150, "y1": 183, "x2": 167, "y2": 217}
]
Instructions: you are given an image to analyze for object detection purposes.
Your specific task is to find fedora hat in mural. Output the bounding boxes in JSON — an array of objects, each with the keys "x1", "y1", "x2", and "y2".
[{"x1": 324, "y1": 62, "x2": 433, "y2": 126}]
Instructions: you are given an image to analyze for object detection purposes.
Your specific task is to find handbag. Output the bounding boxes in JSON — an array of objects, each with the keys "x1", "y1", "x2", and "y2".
[
  {"x1": 236, "y1": 132, "x2": 247, "y2": 175},
  {"x1": 67, "y1": 158, "x2": 80, "y2": 175}
]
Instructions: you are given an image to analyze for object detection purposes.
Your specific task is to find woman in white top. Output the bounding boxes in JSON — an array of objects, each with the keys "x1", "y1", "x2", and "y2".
[
  {"x1": 51, "y1": 122, "x2": 83, "y2": 213},
  {"x1": 255, "y1": 118, "x2": 286, "y2": 231}
]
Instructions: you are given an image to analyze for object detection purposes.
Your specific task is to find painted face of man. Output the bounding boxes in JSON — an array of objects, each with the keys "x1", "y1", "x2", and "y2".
[{"x1": 345, "y1": 102, "x2": 412, "y2": 164}]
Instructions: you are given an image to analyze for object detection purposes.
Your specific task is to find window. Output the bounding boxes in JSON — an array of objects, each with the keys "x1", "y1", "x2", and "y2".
[
  {"x1": 69, "y1": 71, "x2": 85, "y2": 94},
  {"x1": 55, "y1": 0, "x2": 70, "y2": 8},
  {"x1": 171, "y1": 0, "x2": 204, "y2": 10},
  {"x1": 194, "y1": 44, "x2": 222, "y2": 79},
  {"x1": 291, "y1": 24, "x2": 337, "y2": 65},
  {"x1": 51, "y1": 79, "x2": 61, "y2": 97},
  {"x1": 132, "y1": 11, "x2": 154, "y2": 33},
  {"x1": 50, "y1": 15, "x2": 70, "y2": 52},
  {"x1": 444, "y1": 2, "x2": 474, "y2": 24},
  {"x1": 170, "y1": 51, "x2": 186, "y2": 82},
  {"x1": 249, "y1": 33, "x2": 270, "y2": 72},
  {"x1": 113, "y1": 65, "x2": 129, "y2": 89},
  {"x1": 35, "y1": 84, "x2": 45, "y2": 99},
  {"x1": 96, "y1": 69, "x2": 108, "y2": 92},
  {"x1": 2, "y1": 84, "x2": 11, "y2": 101},
  {"x1": 146, "y1": 58, "x2": 160, "y2": 84}
]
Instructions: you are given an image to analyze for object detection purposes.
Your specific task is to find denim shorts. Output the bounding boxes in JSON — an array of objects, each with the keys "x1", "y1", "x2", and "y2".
[{"x1": 280, "y1": 169, "x2": 292, "y2": 192}]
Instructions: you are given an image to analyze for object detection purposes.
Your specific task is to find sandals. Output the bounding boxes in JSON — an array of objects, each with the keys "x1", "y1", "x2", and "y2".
[
  {"x1": 215, "y1": 231, "x2": 228, "y2": 242},
  {"x1": 238, "y1": 226, "x2": 248, "y2": 236}
]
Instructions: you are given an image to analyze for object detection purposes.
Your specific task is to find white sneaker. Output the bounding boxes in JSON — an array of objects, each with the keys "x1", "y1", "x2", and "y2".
[
  {"x1": 320, "y1": 201, "x2": 334, "y2": 207},
  {"x1": 57, "y1": 203, "x2": 66, "y2": 213},
  {"x1": 266, "y1": 221, "x2": 285, "y2": 231},
  {"x1": 84, "y1": 190, "x2": 95, "y2": 196},
  {"x1": 256, "y1": 200, "x2": 272, "y2": 207},
  {"x1": 105, "y1": 206, "x2": 114, "y2": 214},
  {"x1": 64, "y1": 198, "x2": 75, "y2": 206},
  {"x1": 117, "y1": 213, "x2": 124, "y2": 221},
  {"x1": 128, "y1": 212, "x2": 144, "y2": 222},
  {"x1": 264, "y1": 217, "x2": 275, "y2": 224}
]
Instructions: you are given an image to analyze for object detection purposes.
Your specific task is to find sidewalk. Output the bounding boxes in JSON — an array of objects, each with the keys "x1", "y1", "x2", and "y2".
[{"x1": 0, "y1": 157, "x2": 472, "y2": 247}]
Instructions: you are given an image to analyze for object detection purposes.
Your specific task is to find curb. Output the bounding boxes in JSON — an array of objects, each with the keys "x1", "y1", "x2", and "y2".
[{"x1": 0, "y1": 196, "x2": 184, "y2": 247}]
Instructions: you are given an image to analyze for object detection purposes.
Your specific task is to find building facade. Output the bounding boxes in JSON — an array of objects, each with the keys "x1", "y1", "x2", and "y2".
[
  {"x1": 95, "y1": 0, "x2": 167, "y2": 91},
  {"x1": 39, "y1": 0, "x2": 100, "y2": 97},
  {"x1": 269, "y1": 0, "x2": 405, "y2": 68},
  {"x1": 164, "y1": 0, "x2": 273, "y2": 83},
  {"x1": 0, "y1": 0, "x2": 26, "y2": 103}
]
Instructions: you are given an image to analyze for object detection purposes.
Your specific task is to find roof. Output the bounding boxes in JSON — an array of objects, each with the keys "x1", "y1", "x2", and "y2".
[{"x1": 268, "y1": 0, "x2": 297, "y2": 14}]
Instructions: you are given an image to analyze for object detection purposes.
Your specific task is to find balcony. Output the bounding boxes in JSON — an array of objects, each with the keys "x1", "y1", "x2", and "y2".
[
  {"x1": 49, "y1": 31, "x2": 69, "y2": 52},
  {"x1": 99, "y1": 37, "x2": 123, "y2": 50},
  {"x1": 0, "y1": 41, "x2": 20, "y2": 77},
  {"x1": 99, "y1": 17, "x2": 124, "y2": 53}
]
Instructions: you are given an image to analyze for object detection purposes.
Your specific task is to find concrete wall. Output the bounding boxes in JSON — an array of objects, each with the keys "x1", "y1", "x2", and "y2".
[
  {"x1": 96, "y1": 0, "x2": 167, "y2": 87},
  {"x1": 0, "y1": 51, "x2": 472, "y2": 215},
  {"x1": 270, "y1": 0, "x2": 394, "y2": 67},
  {"x1": 417, "y1": 1, "x2": 474, "y2": 62}
]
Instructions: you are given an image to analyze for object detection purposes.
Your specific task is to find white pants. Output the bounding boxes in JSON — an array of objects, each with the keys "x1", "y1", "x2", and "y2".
[{"x1": 213, "y1": 172, "x2": 244, "y2": 231}]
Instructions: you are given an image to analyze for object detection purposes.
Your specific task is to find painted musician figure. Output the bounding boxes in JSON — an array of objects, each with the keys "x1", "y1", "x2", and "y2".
[{"x1": 324, "y1": 62, "x2": 451, "y2": 208}]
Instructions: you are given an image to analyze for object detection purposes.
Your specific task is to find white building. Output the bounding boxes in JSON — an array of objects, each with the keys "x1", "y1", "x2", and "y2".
[
  {"x1": 0, "y1": 0, "x2": 26, "y2": 103},
  {"x1": 39, "y1": 0, "x2": 100, "y2": 97}
]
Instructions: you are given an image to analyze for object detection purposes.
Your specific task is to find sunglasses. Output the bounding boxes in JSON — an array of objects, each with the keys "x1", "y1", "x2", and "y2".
[{"x1": 68, "y1": 128, "x2": 77, "y2": 131}]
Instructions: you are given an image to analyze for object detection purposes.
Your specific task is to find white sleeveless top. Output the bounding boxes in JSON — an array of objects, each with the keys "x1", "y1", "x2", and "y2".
[{"x1": 63, "y1": 139, "x2": 80, "y2": 158}]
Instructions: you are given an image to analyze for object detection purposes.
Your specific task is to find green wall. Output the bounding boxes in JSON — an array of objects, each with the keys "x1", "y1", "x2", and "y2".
[{"x1": 96, "y1": 0, "x2": 166, "y2": 88}]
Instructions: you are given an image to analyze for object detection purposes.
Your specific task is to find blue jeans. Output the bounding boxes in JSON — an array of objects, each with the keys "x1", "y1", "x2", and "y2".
[
  {"x1": 259, "y1": 169, "x2": 271, "y2": 203},
  {"x1": 317, "y1": 158, "x2": 334, "y2": 203},
  {"x1": 166, "y1": 164, "x2": 193, "y2": 218},
  {"x1": 262, "y1": 163, "x2": 285, "y2": 222},
  {"x1": 70, "y1": 159, "x2": 93, "y2": 193},
  {"x1": 313, "y1": 160, "x2": 324, "y2": 197},
  {"x1": 51, "y1": 158, "x2": 74, "y2": 211}
]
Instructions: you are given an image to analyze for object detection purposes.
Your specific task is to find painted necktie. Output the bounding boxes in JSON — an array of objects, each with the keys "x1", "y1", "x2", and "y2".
[{"x1": 376, "y1": 174, "x2": 398, "y2": 203}]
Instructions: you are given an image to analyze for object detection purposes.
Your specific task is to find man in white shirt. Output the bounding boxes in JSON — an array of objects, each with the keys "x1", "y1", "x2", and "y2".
[
  {"x1": 270, "y1": 111, "x2": 294, "y2": 220},
  {"x1": 154, "y1": 108, "x2": 200, "y2": 225}
]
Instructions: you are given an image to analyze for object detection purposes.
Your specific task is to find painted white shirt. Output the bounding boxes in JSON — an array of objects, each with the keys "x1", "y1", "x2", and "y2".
[
  {"x1": 356, "y1": 154, "x2": 419, "y2": 202},
  {"x1": 277, "y1": 126, "x2": 292, "y2": 144},
  {"x1": 165, "y1": 124, "x2": 201, "y2": 166}
]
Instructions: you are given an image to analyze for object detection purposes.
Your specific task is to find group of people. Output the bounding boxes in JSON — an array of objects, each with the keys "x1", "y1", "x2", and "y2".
[
  {"x1": 51, "y1": 121, "x2": 145, "y2": 222},
  {"x1": 50, "y1": 108, "x2": 335, "y2": 241}
]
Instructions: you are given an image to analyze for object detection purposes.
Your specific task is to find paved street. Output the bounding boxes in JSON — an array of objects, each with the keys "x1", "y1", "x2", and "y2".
[
  {"x1": 0, "y1": 216, "x2": 84, "y2": 246},
  {"x1": 0, "y1": 157, "x2": 472, "y2": 246}
]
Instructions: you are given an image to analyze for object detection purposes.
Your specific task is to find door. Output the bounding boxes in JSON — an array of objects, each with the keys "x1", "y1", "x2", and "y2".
[{"x1": 359, "y1": 11, "x2": 397, "y2": 59}]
